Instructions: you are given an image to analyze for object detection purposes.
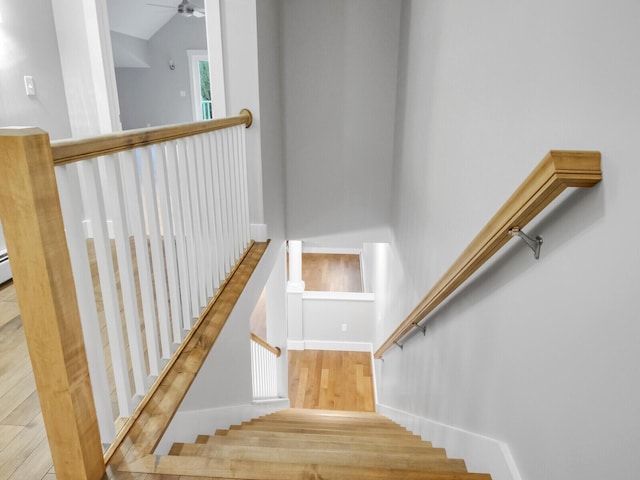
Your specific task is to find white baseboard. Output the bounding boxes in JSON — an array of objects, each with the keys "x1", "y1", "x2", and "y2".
[
  {"x1": 156, "y1": 398, "x2": 290, "y2": 455},
  {"x1": 0, "y1": 259, "x2": 12, "y2": 284},
  {"x1": 302, "y1": 246, "x2": 362, "y2": 255},
  {"x1": 251, "y1": 224, "x2": 268, "y2": 242},
  {"x1": 287, "y1": 340, "x2": 372, "y2": 352},
  {"x1": 287, "y1": 340, "x2": 305, "y2": 351},
  {"x1": 376, "y1": 404, "x2": 521, "y2": 480}
]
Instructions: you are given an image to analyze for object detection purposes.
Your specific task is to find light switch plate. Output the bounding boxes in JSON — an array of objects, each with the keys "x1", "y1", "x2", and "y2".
[{"x1": 24, "y1": 76, "x2": 36, "y2": 96}]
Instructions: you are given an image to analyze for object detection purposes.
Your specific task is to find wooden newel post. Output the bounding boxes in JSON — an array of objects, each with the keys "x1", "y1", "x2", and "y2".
[{"x1": 0, "y1": 128, "x2": 105, "y2": 479}]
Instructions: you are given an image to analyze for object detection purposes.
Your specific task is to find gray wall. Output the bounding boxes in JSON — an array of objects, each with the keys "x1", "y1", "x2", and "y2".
[
  {"x1": 280, "y1": 0, "x2": 401, "y2": 247},
  {"x1": 115, "y1": 14, "x2": 207, "y2": 129},
  {"x1": 377, "y1": 1, "x2": 640, "y2": 480},
  {"x1": 0, "y1": 0, "x2": 71, "y2": 139},
  {"x1": 256, "y1": 0, "x2": 286, "y2": 242}
]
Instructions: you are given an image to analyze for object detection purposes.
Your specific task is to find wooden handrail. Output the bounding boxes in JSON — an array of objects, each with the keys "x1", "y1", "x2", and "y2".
[
  {"x1": 374, "y1": 150, "x2": 602, "y2": 359},
  {"x1": 251, "y1": 331, "x2": 282, "y2": 357},
  {"x1": 51, "y1": 108, "x2": 252, "y2": 165}
]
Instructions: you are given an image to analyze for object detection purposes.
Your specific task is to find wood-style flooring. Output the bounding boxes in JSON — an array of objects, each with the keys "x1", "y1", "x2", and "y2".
[
  {"x1": 0, "y1": 281, "x2": 54, "y2": 480},
  {"x1": 288, "y1": 350, "x2": 375, "y2": 412},
  {"x1": 301, "y1": 253, "x2": 362, "y2": 292}
]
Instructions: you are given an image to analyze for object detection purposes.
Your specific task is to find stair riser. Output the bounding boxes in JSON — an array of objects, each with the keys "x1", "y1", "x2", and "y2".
[{"x1": 233, "y1": 424, "x2": 420, "y2": 436}]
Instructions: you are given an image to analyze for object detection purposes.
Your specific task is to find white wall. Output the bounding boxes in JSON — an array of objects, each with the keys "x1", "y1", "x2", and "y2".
[
  {"x1": 377, "y1": 1, "x2": 640, "y2": 480},
  {"x1": 51, "y1": 0, "x2": 120, "y2": 136},
  {"x1": 0, "y1": 0, "x2": 71, "y2": 139},
  {"x1": 301, "y1": 292, "x2": 375, "y2": 348},
  {"x1": 175, "y1": 239, "x2": 285, "y2": 412},
  {"x1": 280, "y1": 0, "x2": 401, "y2": 247},
  {"x1": 115, "y1": 15, "x2": 207, "y2": 129},
  {"x1": 256, "y1": 0, "x2": 286, "y2": 241},
  {"x1": 265, "y1": 243, "x2": 288, "y2": 398},
  {"x1": 218, "y1": 0, "x2": 265, "y2": 231},
  {"x1": 111, "y1": 31, "x2": 150, "y2": 68}
]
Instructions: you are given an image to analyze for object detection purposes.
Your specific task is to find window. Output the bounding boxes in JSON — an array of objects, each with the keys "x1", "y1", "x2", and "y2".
[{"x1": 188, "y1": 50, "x2": 212, "y2": 121}]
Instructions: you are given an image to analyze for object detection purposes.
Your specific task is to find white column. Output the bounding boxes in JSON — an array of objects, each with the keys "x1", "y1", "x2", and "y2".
[
  {"x1": 286, "y1": 240, "x2": 305, "y2": 350},
  {"x1": 287, "y1": 240, "x2": 305, "y2": 291}
]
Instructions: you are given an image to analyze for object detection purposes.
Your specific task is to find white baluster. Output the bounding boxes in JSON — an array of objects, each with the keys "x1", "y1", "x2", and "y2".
[
  {"x1": 139, "y1": 146, "x2": 172, "y2": 359},
  {"x1": 220, "y1": 129, "x2": 235, "y2": 269},
  {"x1": 101, "y1": 154, "x2": 148, "y2": 395},
  {"x1": 213, "y1": 130, "x2": 231, "y2": 274},
  {"x1": 166, "y1": 141, "x2": 195, "y2": 329},
  {"x1": 185, "y1": 137, "x2": 207, "y2": 308},
  {"x1": 208, "y1": 132, "x2": 227, "y2": 282},
  {"x1": 225, "y1": 128, "x2": 240, "y2": 260},
  {"x1": 55, "y1": 164, "x2": 116, "y2": 443},
  {"x1": 120, "y1": 150, "x2": 161, "y2": 376},
  {"x1": 176, "y1": 139, "x2": 200, "y2": 324},
  {"x1": 239, "y1": 125, "x2": 251, "y2": 245},
  {"x1": 154, "y1": 143, "x2": 183, "y2": 344},
  {"x1": 77, "y1": 159, "x2": 133, "y2": 417},
  {"x1": 232, "y1": 127, "x2": 243, "y2": 256},
  {"x1": 194, "y1": 135, "x2": 213, "y2": 299},
  {"x1": 235, "y1": 127, "x2": 247, "y2": 250},
  {"x1": 202, "y1": 133, "x2": 221, "y2": 290}
]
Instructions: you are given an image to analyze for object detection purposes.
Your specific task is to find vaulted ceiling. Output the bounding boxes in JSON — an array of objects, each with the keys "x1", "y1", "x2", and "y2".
[{"x1": 107, "y1": 0, "x2": 180, "y2": 40}]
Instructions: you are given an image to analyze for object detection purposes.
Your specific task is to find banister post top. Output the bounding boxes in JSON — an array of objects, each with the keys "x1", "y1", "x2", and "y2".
[
  {"x1": 0, "y1": 126, "x2": 48, "y2": 137},
  {"x1": 240, "y1": 108, "x2": 253, "y2": 128}
]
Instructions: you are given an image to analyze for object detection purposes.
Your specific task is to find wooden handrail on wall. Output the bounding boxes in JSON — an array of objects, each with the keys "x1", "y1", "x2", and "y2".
[
  {"x1": 251, "y1": 332, "x2": 282, "y2": 357},
  {"x1": 374, "y1": 150, "x2": 602, "y2": 359}
]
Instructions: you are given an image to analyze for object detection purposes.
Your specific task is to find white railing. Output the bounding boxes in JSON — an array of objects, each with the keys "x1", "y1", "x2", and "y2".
[
  {"x1": 53, "y1": 117, "x2": 251, "y2": 443},
  {"x1": 202, "y1": 100, "x2": 213, "y2": 120},
  {"x1": 250, "y1": 333, "x2": 280, "y2": 399}
]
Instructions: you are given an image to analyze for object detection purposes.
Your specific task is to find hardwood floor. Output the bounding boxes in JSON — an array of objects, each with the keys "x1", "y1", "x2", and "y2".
[
  {"x1": 0, "y1": 281, "x2": 54, "y2": 480},
  {"x1": 288, "y1": 350, "x2": 375, "y2": 412},
  {"x1": 301, "y1": 253, "x2": 362, "y2": 292}
]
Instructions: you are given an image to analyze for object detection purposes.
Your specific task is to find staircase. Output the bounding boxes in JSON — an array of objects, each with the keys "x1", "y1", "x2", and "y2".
[{"x1": 158, "y1": 408, "x2": 492, "y2": 479}]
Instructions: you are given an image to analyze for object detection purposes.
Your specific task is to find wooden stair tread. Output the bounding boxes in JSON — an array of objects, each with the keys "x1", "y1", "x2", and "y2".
[
  {"x1": 201, "y1": 432, "x2": 434, "y2": 451},
  {"x1": 230, "y1": 423, "x2": 419, "y2": 437},
  {"x1": 264, "y1": 410, "x2": 397, "y2": 421},
  {"x1": 173, "y1": 443, "x2": 459, "y2": 470},
  {"x1": 168, "y1": 442, "x2": 184, "y2": 455},
  {"x1": 253, "y1": 417, "x2": 402, "y2": 429},
  {"x1": 123, "y1": 454, "x2": 490, "y2": 479},
  {"x1": 212, "y1": 428, "x2": 431, "y2": 446}
]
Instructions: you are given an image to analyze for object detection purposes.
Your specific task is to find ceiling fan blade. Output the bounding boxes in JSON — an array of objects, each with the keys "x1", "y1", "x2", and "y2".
[{"x1": 146, "y1": 3, "x2": 175, "y2": 9}]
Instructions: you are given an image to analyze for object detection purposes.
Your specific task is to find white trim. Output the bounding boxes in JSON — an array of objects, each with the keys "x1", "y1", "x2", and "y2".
[
  {"x1": 370, "y1": 351, "x2": 378, "y2": 406},
  {"x1": 376, "y1": 404, "x2": 522, "y2": 480},
  {"x1": 187, "y1": 50, "x2": 209, "y2": 121},
  {"x1": 301, "y1": 246, "x2": 362, "y2": 255},
  {"x1": 204, "y1": 0, "x2": 226, "y2": 118},
  {"x1": 302, "y1": 291, "x2": 374, "y2": 302},
  {"x1": 156, "y1": 398, "x2": 289, "y2": 454},
  {"x1": 287, "y1": 340, "x2": 305, "y2": 351},
  {"x1": 250, "y1": 223, "x2": 268, "y2": 242},
  {"x1": 287, "y1": 340, "x2": 373, "y2": 353},
  {"x1": 286, "y1": 280, "x2": 305, "y2": 293},
  {"x1": 0, "y1": 258, "x2": 12, "y2": 284}
]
